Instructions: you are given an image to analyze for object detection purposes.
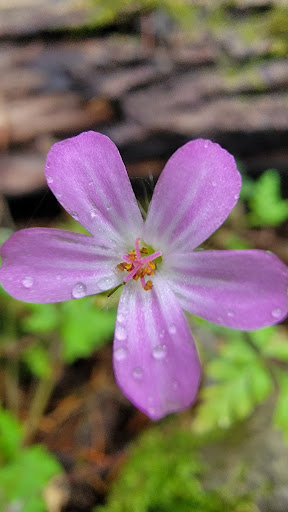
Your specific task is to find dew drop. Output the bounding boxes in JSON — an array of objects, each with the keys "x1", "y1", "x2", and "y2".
[
  {"x1": 169, "y1": 324, "x2": 177, "y2": 335},
  {"x1": 152, "y1": 344, "x2": 167, "y2": 360},
  {"x1": 133, "y1": 367, "x2": 143, "y2": 380},
  {"x1": 234, "y1": 193, "x2": 240, "y2": 200},
  {"x1": 117, "y1": 313, "x2": 125, "y2": 323},
  {"x1": 203, "y1": 140, "x2": 209, "y2": 148},
  {"x1": 227, "y1": 310, "x2": 235, "y2": 318},
  {"x1": 106, "y1": 203, "x2": 112, "y2": 210},
  {"x1": 56, "y1": 193, "x2": 62, "y2": 199},
  {"x1": 172, "y1": 380, "x2": 179, "y2": 391},
  {"x1": 272, "y1": 308, "x2": 282, "y2": 319},
  {"x1": 71, "y1": 211, "x2": 79, "y2": 221},
  {"x1": 72, "y1": 282, "x2": 87, "y2": 299},
  {"x1": 90, "y1": 210, "x2": 97, "y2": 219},
  {"x1": 159, "y1": 329, "x2": 165, "y2": 339},
  {"x1": 88, "y1": 181, "x2": 93, "y2": 187},
  {"x1": 114, "y1": 346, "x2": 128, "y2": 361},
  {"x1": 46, "y1": 175, "x2": 53, "y2": 184},
  {"x1": 212, "y1": 181, "x2": 217, "y2": 187},
  {"x1": 98, "y1": 275, "x2": 116, "y2": 291},
  {"x1": 115, "y1": 324, "x2": 127, "y2": 341},
  {"x1": 148, "y1": 406, "x2": 156, "y2": 416},
  {"x1": 56, "y1": 274, "x2": 62, "y2": 281},
  {"x1": 21, "y1": 276, "x2": 34, "y2": 289}
]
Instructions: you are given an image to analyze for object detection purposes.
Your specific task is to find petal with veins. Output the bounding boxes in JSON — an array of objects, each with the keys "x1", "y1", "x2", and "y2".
[
  {"x1": 0, "y1": 228, "x2": 122, "y2": 303},
  {"x1": 45, "y1": 131, "x2": 143, "y2": 246},
  {"x1": 168, "y1": 250, "x2": 288, "y2": 330},
  {"x1": 144, "y1": 139, "x2": 241, "y2": 252},
  {"x1": 113, "y1": 275, "x2": 201, "y2": 420}
]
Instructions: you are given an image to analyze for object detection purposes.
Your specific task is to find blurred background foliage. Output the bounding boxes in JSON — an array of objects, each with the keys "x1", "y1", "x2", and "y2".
[{"x1": 1, "y1": 0, "x2": 288, "y2": 510}]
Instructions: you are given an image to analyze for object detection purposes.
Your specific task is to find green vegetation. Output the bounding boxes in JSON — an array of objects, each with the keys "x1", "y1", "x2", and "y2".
[{"x1": 96, "y1": 427, "x2": 256, "y2": 512}]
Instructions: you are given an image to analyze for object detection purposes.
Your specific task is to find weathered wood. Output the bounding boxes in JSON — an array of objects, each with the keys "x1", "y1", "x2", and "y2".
[
  {"x1": 0, "y1": 93, "x2": 114, "y2": 145},
  {"x1": 0, "y1": 154, "x2": 45, "y2": 195},
  {"x1": 0, "y1": 0, "x2": 91, "y2": 37}
]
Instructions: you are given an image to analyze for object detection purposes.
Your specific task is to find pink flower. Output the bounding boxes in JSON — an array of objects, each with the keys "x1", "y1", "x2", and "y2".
[{"x1": 1, "y1": 132, "x2": 287, "y2": 420}]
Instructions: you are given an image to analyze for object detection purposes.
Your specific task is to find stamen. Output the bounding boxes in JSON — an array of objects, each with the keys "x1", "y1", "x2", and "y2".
[
  {"x1": 144, "y1": 280, "x2": 153, "y2": 291},
  {"x1": 117, "y1": 239, "x2": 162, "y2": 291}
]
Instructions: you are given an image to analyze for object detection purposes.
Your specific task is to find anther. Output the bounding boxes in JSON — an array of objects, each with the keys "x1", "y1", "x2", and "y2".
[{"x1": 117, "y1": 238, "x2": 162, "y2": 291}]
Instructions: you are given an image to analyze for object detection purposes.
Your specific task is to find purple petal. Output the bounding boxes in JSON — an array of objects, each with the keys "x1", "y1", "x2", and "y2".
[
  {"x1": 45, "y1": 131, "x2": 143, "y2": 246},
  {"x1": 0, "y1": 228, "x2": 122, "y2": 302},
  {"x1": 113, "y1": 275, "x2": 201, "y2": 420},
  {"x1": 168, "y1": 250, "x2": 288, "y2": 330},
  {"x1": 143, "y1": 139, "x2": 241, "y2": 251}
]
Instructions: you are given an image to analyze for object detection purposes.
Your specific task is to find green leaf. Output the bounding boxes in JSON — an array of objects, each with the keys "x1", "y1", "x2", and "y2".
[
  {"x1": 251, "y1": 327, "x2": 288, "y2": 362},
  {"x1": 239, "y1": 174, "x2": 256, "y2": 201},
  {"x1": 220, "y1": 233, "x2": 252, "y2": 250},
  {"x1": 23, "y1": 344, "x2": 52, "y2": 378},
  {"x1": 248, "y1": 326, "x2": 275, "y2": 351},
  {"x1": 60, "y1": 298, "x2": 116, "y2": 363},
  {"x1": 193, "y1": 336, "x2": 273, "y2": 433},
  {"x1": 0, "y1": 444, "x2": 61, "y2": 512},
  {"x1": 273, "y1": 370, "x2": 288, "y2": 442},
  {"x1": 22, "y1": 303, "x2": 59, "y2": 333},
  {"x1": 247, "y1": 169, "x2": 288, "y2": 227},
  {"x1": 0, "y1": 409, "x2": 23, "y2": 462}
]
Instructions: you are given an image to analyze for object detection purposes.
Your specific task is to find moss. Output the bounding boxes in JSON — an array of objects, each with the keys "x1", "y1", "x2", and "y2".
[{"x1": 97, "y1": 424, "x2": 256, "y2": 512}]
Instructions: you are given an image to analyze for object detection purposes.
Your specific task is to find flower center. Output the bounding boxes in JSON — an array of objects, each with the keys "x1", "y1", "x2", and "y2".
[{"x1": 117, "y1": 238, "x2": 162, "y2": 291}]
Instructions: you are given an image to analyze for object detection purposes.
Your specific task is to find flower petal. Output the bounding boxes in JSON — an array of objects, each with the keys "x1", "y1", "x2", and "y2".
[
  {"x1": 45, "y1": 131, "x2": 143, "y2": 246},
  {"x1": 143, "y1": 139, "x2": 241, "y2": 251},
  {"x1": 168, "y1": 250, "x2": 288, "y2": 330},
  {"x1": 0, "y1": 228, "x2": 122, "y2": 302},
  {"x1": 113, "y1": 275, "x2": 201, "y2": 420}
]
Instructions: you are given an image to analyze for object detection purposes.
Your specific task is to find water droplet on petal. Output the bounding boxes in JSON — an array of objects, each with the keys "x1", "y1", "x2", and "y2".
[
  {"x1": 56, "y1": 193, "x2": 62, "y2": 199},
  {"x1": 106, "y1": 203, "x2": 112, "y2": 210},
  {"x1": 21, "y1": 276, "x2": 34, "y2": 288},
  {"x1": 46, "y1": 175, "x2": 53, "y2": 184},
  {"x1": 159, "y1": 329, "x2": 165, "y2": 339},
  {"x1": 88, "y1": 181, "x2": 93, "y2": 187},
  {"x1": 152, "y1": 344, "x2": 167, "y2": 360},
  {"x1": 98, "y1": 276, "x2": 116, "y2": 291},
  {"x1": 169, "y1": 324, "x2": 176, "y2": 335},
  {"x1": 203, "y1": 140, "x2": 209, "y2": 148},
  {"x1": 72, "y1": 282, "x2": 87, "y2": 299},
  {"x1": 56, "y1": 274, "x2": 62, "y2": 280},
  {"x1": 172, "y1": 380, "x2": 179, "y2": 391},
  {"x1": 71, "y1": 211, "x2": 79, "y2": 221},
  {"x1": 272, "y1": 308, "x2": 282, "y2": 319},
  {"x1": 117, "y1": 313, "x2": 125, "y2": 323},
  {"x1": 212, "y1": 181, "x2": 217, "y2": 187},
  {"x1": 90, "y1": 210, "x2": 97, "y2": 219},
  {"x1": 227, "y1": 310, "x2": 235, "y2": 318},
  {"x1": 234, "y1": 193, "x2": 240, "y2": 200},
  {"x1": 114, "y1": 346, "x2": 128, "y2": 361},
  {"x1": 148, "y1": 406, "x2": 156, "y2": 416},
  {"x1": 115, "y1": 324, "x2": 127, "y2": 341},
  {"x1": 133, "y1": 367, "x2": 143, "y2": 380}
]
